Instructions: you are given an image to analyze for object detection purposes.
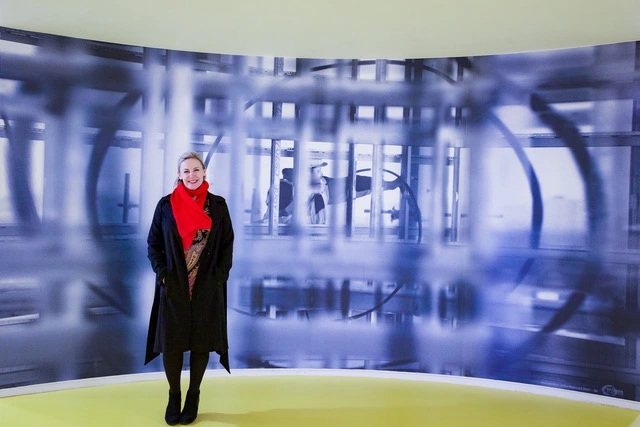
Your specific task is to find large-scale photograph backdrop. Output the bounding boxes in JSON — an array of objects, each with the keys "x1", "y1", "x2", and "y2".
[{"x1": 0, "y1": 26, "x2": 638, "y2": 401}]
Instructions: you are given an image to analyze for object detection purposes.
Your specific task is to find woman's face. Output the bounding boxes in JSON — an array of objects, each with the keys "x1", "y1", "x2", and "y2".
[{"x1": 178, "y1": 158, "x2": 206, "y2": 190}]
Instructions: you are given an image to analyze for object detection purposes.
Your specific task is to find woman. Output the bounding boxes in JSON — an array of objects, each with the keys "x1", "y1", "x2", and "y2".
[{"x1": 145, "y1": 151, "x2": 234, "y2": 425}]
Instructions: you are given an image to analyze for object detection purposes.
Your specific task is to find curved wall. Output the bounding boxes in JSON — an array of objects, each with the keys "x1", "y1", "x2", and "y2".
[{"x1": 1, "y1": 2, "x2": 640, "y2": 404}]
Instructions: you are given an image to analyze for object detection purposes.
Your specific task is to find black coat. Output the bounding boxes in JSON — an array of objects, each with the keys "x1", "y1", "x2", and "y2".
[{"x1": 144, "y1": 192, "x2": 234, "y2": 373}]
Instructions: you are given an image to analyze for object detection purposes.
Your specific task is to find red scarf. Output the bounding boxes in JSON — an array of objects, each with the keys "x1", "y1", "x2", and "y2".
[{"x1": 170, "y1": 181, "x2": 212, "y2": 250}]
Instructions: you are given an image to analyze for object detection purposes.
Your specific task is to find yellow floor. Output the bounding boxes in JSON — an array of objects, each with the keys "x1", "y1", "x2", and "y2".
[{"x1": 1, "y1": 374, "x2": 639, "y2": 426}]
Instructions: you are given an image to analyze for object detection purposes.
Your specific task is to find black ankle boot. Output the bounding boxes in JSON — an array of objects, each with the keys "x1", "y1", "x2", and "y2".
[
  {"x1": 179, "y1": 390, "x2": 200, "y2": 425},
  {"x1": 165, "y1": 390, "x2": 182, "y2": 425}
]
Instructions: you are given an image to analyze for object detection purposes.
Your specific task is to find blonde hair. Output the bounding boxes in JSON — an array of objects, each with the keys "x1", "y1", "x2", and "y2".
[{"x1": 175, "y1": 151, "x2": 206, "y2": 187}]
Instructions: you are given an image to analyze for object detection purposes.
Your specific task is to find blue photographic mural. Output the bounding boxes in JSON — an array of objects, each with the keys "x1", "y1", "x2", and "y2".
[{"x1": 0, "y1": 26, "x2": 638, "y2": 401}]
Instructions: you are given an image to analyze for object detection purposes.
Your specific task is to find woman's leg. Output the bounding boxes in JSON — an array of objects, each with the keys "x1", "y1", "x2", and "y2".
[
  {"x1": 162, "y1": 352, "x2": 184, "y2": 425},
  {"x1": 162, "y1": 352, "x2": 184, "y2": 392},
  {"x1": 179, "y1": 351, "x2": 209, "y2": 425},
  {"x1": 188, "y1": 351, "x2": 210, "y2": 392}
]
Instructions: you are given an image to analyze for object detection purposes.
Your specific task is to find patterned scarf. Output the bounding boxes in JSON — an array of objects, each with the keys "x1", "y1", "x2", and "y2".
[
  {"x1": 171, "y1": 181, "x2": 212, "y2": 299},
  {"x1": 170, "y1": 181, "x2": 212, "y2": 250}
]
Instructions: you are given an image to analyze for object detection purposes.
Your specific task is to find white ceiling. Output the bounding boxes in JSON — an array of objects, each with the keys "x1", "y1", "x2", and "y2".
[{"x1": 0, "y1": 0, "x2": 639, "y2": 58}]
